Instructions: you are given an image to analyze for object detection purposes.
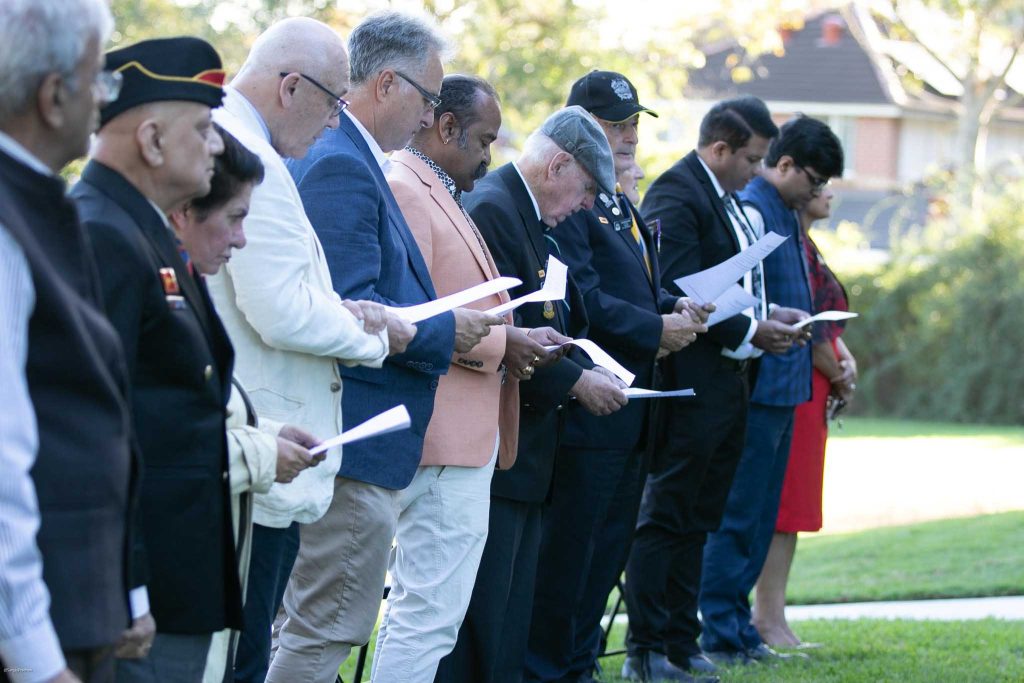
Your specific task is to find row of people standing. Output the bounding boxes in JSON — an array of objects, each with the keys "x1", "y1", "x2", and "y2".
[{"x1": 0, "y1": 3, "x2": 854, "y2": 683}]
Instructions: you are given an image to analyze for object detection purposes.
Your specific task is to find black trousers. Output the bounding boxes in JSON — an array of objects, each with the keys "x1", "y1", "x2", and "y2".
[
  {"x1": 435, "y1": 496, "x2": 543, "y2": 683},
  {"x1": 525, "y1": 445, "x2": 649, "y2": 682},
  {"x1": 624, "y1": 364, "x2": 749, "y2": 662}
]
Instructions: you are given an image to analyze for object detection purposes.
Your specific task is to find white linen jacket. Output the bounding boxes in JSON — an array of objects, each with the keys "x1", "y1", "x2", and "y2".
[{"x1": 208, "y1": 87, "x2": 389, "y2": 528}]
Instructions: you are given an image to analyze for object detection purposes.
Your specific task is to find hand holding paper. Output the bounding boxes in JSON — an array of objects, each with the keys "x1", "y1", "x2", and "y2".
[
  {"x1": 487, "y1": 256, "x2": 568, "y2": 316},
  {"x1": 385, "y1": 276, "x2": 521, "y2": 323},
  {"x1": 791, "y1": 310, "x2": 858, "y2": 329},
  {"x1": 308, "y1": 405, "x2": 412, "y2": 456},
  {"x1": 542, "y1": 337, "x2": 635, "y2": 386},
  {"x1": 675, "y1": 232, "x2": 787, "y2": 304}
]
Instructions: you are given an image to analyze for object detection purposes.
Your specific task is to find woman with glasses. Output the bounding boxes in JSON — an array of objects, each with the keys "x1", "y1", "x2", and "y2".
[{"x1": 752, "y1": 185, "x2": 858, "y2": 648}]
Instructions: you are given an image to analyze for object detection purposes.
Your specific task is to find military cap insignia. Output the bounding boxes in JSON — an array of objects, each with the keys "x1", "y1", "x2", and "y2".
[{"x1": 611, "y1": 78, "x2": 634, "y2": 101}]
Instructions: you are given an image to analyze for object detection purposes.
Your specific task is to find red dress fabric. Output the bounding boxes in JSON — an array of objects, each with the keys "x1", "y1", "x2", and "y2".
[
  {"x1": 775, "y1": 229, "x2": 848, "y2": 533},
  {"x1": 775, "y1": 339, "x2": 834, "y2": 533}
]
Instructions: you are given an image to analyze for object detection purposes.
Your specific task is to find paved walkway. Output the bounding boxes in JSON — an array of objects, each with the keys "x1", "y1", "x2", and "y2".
[
  {"x1": 786, "y1": 595, "x2": 1024, "y2": 621},
  {"x1": 605, "y1": 596, "x2": 1024, "y2": 629}
]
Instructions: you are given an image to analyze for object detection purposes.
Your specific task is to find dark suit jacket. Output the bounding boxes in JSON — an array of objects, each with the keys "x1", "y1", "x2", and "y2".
[
  {"x1": 466, "y1": 163, "x2": 590, "y2": 503},
  {"x1": 287, "y1": 114, "x2": 455, "y2": 489},
  {"x1": 641, "y1": 150, "x2": 756, "y2": 393},
  {"x1": 72, "y1": 161, "x2": 242, "y2": 634},
  {"x1": 0, "y1": 150, "x2": 135, "y2": 650},
  {"x1": 555, "y1": 189, "x2": 677, "y2": 451}
]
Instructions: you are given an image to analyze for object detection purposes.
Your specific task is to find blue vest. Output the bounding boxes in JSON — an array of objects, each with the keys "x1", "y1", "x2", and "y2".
[{"x1": 739, "y1": 176, "x2": 813, "y2": 407}]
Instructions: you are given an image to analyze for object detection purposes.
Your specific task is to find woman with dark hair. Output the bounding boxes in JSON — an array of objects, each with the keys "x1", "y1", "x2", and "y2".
[
  {"x1": 169, "y1": 125, "x2": 323, "y2": 682},
  {"x1": 752, "y1": 186, "x2": 858, "y2": 648}
]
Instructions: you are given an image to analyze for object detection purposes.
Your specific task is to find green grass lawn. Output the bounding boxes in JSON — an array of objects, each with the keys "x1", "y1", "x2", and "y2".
[
  {"x1": 788, "y1": 511, "x2": 1024, "y2": 604},
  {"x1": 597, "y1": 619, "x2": 1024, "y2": 682}
]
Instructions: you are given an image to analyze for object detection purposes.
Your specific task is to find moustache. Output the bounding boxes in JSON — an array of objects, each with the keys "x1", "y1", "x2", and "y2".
[{"x1": 472, "y1": 162, "x2": 489, "y2": 181}]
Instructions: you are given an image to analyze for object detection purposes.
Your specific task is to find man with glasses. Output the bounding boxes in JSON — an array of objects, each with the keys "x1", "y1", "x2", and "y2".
[
  {"x1": 699, "y1": 115, "x2": 844, "y2": 666},
  {"x1": 70, "y1": 35, "x2": 239, "y2": 680},
  {"x1": 205, "y1": 18, "x2": 414, "y2": 683},
  {"x1": 0, "y1": 2, "x2": 148, "y2": 681},
  {"x1": 269, "y1": 12, "x2": 502, "y2": 683}
]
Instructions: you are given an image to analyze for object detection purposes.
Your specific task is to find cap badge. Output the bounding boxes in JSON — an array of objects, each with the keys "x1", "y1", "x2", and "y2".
[{"x1": 611, "y1": 78, "x2": 633, "y2": 101}]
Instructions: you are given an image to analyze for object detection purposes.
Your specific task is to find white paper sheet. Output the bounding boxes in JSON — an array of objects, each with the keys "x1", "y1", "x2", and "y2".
[
  {"x1": 308, "y1": 405, "x2": 412, "y2": 456},
  {"x1": 622, "y1": 388, "x2": 696, "y2": 399},
  {"x1": 486, "y1": 256, "x2": 568, "y2": 316},
  {"x1": 385, "y1": 276, "x2": 521, "y2": 323},
  {"x1": 541, "y1": 337, "x2": 636, "y2": 387},
  {"x1": 675, "y1": 232, "x2": 788, "y2": 305},
  {"x1": 707, "y1": 285, "x2": 760, "y2": 327},
  {"x1": 791, "y1": 310, "x2": 859, "y2": 329}
]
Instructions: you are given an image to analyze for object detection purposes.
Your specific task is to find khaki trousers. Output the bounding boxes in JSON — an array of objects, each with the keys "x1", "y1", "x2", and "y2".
[{"x1": 264, "y1": 476, "x2": 400, "y2": 683}]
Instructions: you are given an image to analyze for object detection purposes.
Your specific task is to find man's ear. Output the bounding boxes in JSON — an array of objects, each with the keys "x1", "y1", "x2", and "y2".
[
  {"x1": 776, "y1": 154, "x2": 795, "y2": 174},
  {"x1": 548, "y1": 150, "x2": 574, "y2": 179},
  {"x1": 439, "y1": 112, "x2": 459, "y2": 144},
  {"x1": 278, "y1": 72, "x2": 300, "y2": 109},
  {"x1": 710, "y1": 140, "x2": 731, "y2": 162},
  {"x1": 168, "y1": 205, "x2": 189, "y2": 232},
  {"x1": 36, "y1": 72, "x2": 65, "y2": 130},
  {"x1": 376, "y1": 69, "x2": 397, "y2": 103},
  {"x1": 136, "y1": 118, "x2": 163, "y2": 167}
]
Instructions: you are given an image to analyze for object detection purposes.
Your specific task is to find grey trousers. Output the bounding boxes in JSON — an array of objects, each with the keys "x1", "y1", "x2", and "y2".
[
  {"x1": 116, "y1": 633, "x2": 213, "y2": 683},
  {"x1": 265, "y1": 476, "x2": 400, "y2": 683}
]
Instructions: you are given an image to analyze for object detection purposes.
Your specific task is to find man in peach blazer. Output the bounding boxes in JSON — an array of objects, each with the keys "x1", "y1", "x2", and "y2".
[{"x1": 379, "y1": 74, "x2": 569, "y2": 682}]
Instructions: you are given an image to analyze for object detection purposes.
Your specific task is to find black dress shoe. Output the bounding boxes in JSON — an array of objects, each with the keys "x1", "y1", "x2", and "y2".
[
  {"x1": 685, "y1": 653, "x2": 719, "y2": 674},
  {"x1": 621, "y1": 652, "x2": 649, "y2": 681},
  {"x1": 647, "y1": 652, "x2": 721, "y2": 683}
]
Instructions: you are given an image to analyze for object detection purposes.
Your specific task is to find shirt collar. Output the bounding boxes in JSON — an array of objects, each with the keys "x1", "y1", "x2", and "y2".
[
  {"x1": 404, "y1": 146, "x2": 461, "y2": 205},
  {"x1": 696, "y1": 153, "x2": 728, "y2": 200},
  {"x1": 226, "y1": 86, "x2": 271, "y2": 143},
  {"x1": 511, "y1": 161, "x2": 542, "y2": 223},
  {"x1": 0, "y1": 131, "x2": 54, "y2": 177},
  {"x1": 346, "y1": 110, "x2": 390, "y2": 171}
]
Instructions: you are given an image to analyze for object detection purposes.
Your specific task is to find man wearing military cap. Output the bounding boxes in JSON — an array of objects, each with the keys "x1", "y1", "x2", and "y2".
[
  {"x1": 524, "y1": 72, "x2": 710, "y2": 683},
  {"x1": 70, "y1": 36, "x2": 239, "y2": 682},
  {"x1": 437, "y1": 106, "x2": 629, "y2": 683}
]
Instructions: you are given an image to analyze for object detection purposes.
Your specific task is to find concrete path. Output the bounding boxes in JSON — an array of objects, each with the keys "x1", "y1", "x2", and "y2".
[
  {"x1": 604, "y1": 596, "x2": 1024, "y2": 629},
  {"x1": 787, "y1": 595, "x2": 1024, "y2": 621}
]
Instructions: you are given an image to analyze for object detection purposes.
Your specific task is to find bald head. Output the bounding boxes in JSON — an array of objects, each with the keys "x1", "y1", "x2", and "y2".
[
  {"x1": 239, "y1": 17, "x2": 345, "y2": 80},
  {"x1": 232, "y1": 17, "x2": 347, "y2": 159}
]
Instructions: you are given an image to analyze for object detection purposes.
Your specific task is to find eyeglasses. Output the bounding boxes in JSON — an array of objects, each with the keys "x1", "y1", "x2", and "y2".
[
  {"x1": 394, "y1": 70, "x2": 442, "y2": 110},
  {"x1": 795, "y1": 165, "x2": 830, "y2": 194},
  {"x1": 94, "y1": 70, "x2": 122, "y2": 105},
  {"x1": 280, "y1": 72, "x2": 349, "y2": 117}
]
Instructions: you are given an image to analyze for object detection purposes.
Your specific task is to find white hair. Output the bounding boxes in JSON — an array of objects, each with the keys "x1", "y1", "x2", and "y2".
[
  {"x1": 0, "y1": 0, "x2": 113, "y2": 122},
  {"x1": 520, "y1": 131, "x2": 564, "y2": 164},
  {"x1": 348, "y1": 10, "x2": 450, "y2": 85}
]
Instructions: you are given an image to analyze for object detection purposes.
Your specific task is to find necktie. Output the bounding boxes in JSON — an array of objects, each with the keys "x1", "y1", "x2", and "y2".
[
  {"x1": 615, "y1": 185, "x2": 651, "y2": 280},
  {"x1": 722, "y1": 194, "x2": 764, "y2": 320}
]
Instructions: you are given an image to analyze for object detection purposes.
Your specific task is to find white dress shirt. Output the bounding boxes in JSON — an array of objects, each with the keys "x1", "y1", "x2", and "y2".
[{"x1": 696, "y1": 156, "x2": 766, "y2": 360}]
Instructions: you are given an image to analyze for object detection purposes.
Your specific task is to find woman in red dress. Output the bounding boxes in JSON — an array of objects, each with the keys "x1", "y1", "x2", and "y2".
[{"x1": 752, "y1": 187, "x2": 858, "y2": 647}]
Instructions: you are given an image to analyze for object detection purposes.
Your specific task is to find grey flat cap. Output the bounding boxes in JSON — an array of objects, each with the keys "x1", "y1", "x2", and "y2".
[{"x1": 538, "y1": 105, "x2": 616, "y2": 196}]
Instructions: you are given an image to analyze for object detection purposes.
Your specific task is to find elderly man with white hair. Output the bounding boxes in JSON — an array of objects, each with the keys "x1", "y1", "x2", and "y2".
[
  {"x1": 0, "y1": 1, "x2": 149, "y2": 682},
  {"x1": 205, "y1": 17, "x2": 417, "y2": 683}
]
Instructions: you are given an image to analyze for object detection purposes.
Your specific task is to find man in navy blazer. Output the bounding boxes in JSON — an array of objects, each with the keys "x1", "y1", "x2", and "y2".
[
  {"x1": 268, "y1": 12, "x2": 500, "y2": 683},
  {"x1": 525, "y1": 71, "x2": 709, "y2": 683}
]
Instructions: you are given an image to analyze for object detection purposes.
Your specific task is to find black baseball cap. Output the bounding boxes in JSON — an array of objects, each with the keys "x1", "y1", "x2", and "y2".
[
  {"x1": 101, "y1": 37, "x2": 226, "y2": 128},
  {"x1": 566, "y1": 70, "x2": 659, "y2": 123}
]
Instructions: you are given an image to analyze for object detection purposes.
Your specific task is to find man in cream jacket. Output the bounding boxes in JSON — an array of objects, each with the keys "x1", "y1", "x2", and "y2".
[{"x1": 206, "y1": 17, "x2": 416, "y2": 683}]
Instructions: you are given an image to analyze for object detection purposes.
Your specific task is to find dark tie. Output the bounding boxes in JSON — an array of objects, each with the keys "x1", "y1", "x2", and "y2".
[{"x1": 722, "y1": 194, "x2": 764, "y2": 320}]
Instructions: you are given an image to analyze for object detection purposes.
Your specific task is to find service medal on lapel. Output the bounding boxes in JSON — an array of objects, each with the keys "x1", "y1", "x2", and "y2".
[{"x1": 543, "y1": 301, "x2": 555, "y2": 320}]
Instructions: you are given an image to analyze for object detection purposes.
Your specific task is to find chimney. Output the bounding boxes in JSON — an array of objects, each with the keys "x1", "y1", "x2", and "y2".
[{"x1": 821, "y1": 14, "x2": 845, "y2": 46}]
